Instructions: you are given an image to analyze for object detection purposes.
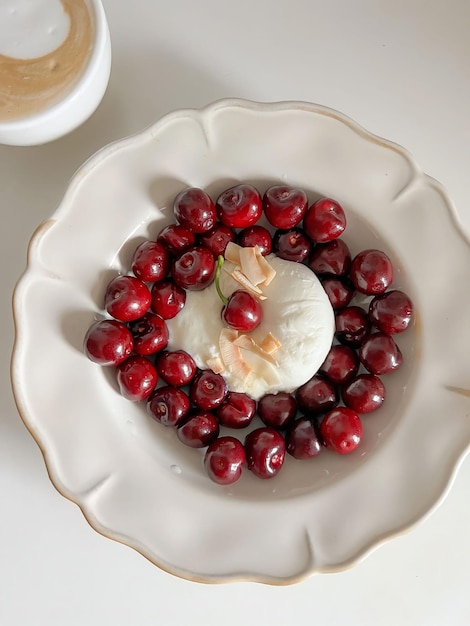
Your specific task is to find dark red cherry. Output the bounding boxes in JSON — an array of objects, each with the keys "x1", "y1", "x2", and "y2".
[
  {"x1": 131, "y1": 240, "x2": 169, "y2": 283},
  {"x1": 319, "y1": 345, "x2": 359, "y2": 385},
  {"x1": 285, "y1": 418, "x2": 322, "y2": 460},
  {"x1": 198, "y1": 223, "x2": 235, "y2": 256},
  {"x1": 320, "y1": 407, "x2": 362, "y2": 454},
  {"x1": 245, "y1": 428, "x2": 286, "y2": 479},
  {"x1": 257, "y1": 392, "x2": 297, "y2": 429},
  {"x1": 273, "y1": 228, "x2": 311, "y2": 262},
  {"x1": 369, "y1": 290, "x2": 413, "y2": 334},
  {"x1": 321, "y1": 277, "x2": 355, "y2": 310},
  {"x1": 177, "y1": 411, "x2": 219, "y2": 448},
  {"x1": 359, "y1": 332, "x2": 403, "y2": 375},
  {"x1": 173, "y1": 187, "x2": 216, "y2": 233},
  {"x1": 350, "y1": 249, "x2": 393, "y2": 295},
  {"x1": 342, "y1": 374, "x2": 385, "y2": 413},
  {"x1": 116, "y1": 356, "x2": 158, "y2": 402},
  {"x1": 128, "y1": 312, "x2": 169, "y2": 355},
  {"x1": 104, "y1": 275, "x2": 151, "y2": 322},
  {"x1": 84, "y1": 319, "x2": 133, "y2": 366},
  {"x1": 335, "y1": 306, "x2": 372, "y2": 348},
  {"x1": 223, "y1": 289, "x2": 262, "y2": 332},
  {"x1": 216, "y1": 184, "x2": 262, "y2": 228},
  {"x1": 237, "y1": 225, "x2": 272, "y2": 255},
  {"x1": 295, "y1": 374, "x2": 338, "y2": 415},
  {"x1": 171, "y1": 246, "x2": 215, "y2": 290},
  {"x1": 204, "y1": 436, "x2": 246, "y2": 485},
  {"x1": 216, "y1": 392, "x2": 256, "y2": 429},
  {"x1": 147, "y1": 386, "x2": 190, "y2": 427},
  {"x1": 263, "y1": 185, "x2": 308, "y2": 229},
  {"x1": 157, "y1": 224, "x2": 195, "y2": 256},
  {"x1": 303, "y1": 198, "x2": 346, "y2": 243},
  {"x1": 190, "y1": 370, "x2": 228, "y2": 410},
  {"x1": 155, "y1": 350, "x2": 197, "y2": 386},
  {"x1": 308, "y1": 238, "x2": 351, "y2": 276},
  {"x1": 151, "y1": 278, "x2": 186, "y2": 319}
]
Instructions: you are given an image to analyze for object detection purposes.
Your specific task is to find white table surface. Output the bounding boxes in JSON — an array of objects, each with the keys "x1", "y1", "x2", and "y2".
[{"x1": 1, "y1": 1, "x2": 470, "y2": 624}]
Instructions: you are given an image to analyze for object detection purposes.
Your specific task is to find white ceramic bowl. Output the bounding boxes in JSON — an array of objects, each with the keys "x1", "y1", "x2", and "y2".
[
  {"x1": 11, "y1": 100, "x2": 470, "y2": 583},
  {"x1": 0, "y1": 0, "x2": 111, "y2": 146}
]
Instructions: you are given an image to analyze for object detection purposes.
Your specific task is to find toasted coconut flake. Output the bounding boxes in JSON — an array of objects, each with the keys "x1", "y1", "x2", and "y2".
[
  {"x1": 206, "y1": 356, "x2": 224, "y2": 374},
  {"x1": 260, "y1": 332, "x2": 282, "y2": 354},
  {"x1": 239, "y1": 246, "x2": 266, "y2": 286},
  {"x1": 233, "y1": 334, "x2": 279, "y2": 366},
  {"x1": 230, "y1": 269, "x2": 267, "y2": 300},
  {"x1": 255, "y1": 249, "x2": 276, "y2": 286},
  {"x1": 219, "y1": 328, "x2": 252, "y2": 380},
  {"x1": 224, "y1": 241, "x2": 242, "y2": 265}
]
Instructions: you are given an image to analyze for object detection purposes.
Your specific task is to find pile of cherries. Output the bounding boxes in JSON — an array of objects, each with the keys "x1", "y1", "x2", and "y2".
[{"x1": 84, "y1": 183, "x2": 413, "y2": 486}]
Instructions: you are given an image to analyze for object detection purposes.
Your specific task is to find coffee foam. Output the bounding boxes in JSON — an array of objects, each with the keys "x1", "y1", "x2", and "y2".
[{"x1": 0, "y1": 0, "x2": 94, "y2": 122}]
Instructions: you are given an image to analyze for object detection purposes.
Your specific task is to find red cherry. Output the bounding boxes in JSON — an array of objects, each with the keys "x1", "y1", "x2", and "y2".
[
  {"x1": 155, "y1": 350, "x2": 197, "y2": 386},
  {"x1": 257, "y1": 392, "x2": 297, "y2": 430},
  {"x1": 128, "y1": 312, "x2": 169, "y2": 355},
  {"x1": 273, "y1": 228, "x2": 311, "y2": 263},
  {"x1": 198, "y1": 223, "x2": 235, "y2": 257},
  {"x1": 173, "y1": 187, "x2": 216, "y2": 233},
  {"x1": 237, "y1": 225, "x2": 272, "y2": 255},
  {"x1": 147, "y1": 386, "x2": 190, "y2": 427},
  {"x1": 157, "y1": 224, "x2": 195, "y2": 256},
  {"x1": 104, "y1": 275, "x2": 151, "y2": 322},
  {"x1": 308, "y1": 238, "x2": 351, "y2": 276},
  {"x1": 335, "y1": 305, "x2": 372, "y2": 348},
  {"x1": 84, "y1": 319, "x2": 134, "y2": 366},
  {"x1": 245, "y1": 428, "x2": 286, "y2": 479},
  {"x1": 295, "y1": 374, "x2": 338, "y2": 415},
  {"x1": 204, "y1": 436, "x2": 246, "y2": 485},
  {"x1": 263, "y1": 185, "x2": 308, "y2": 229},
  {"x1": 223, "y1": 289, "x2": 262, "y2": 332},
  {"x1": 116, "y1": 356, "x2": 158, "y2": 402},
  {"x1": 350, "y1": 249, "x2": 393, "y2": 295},
  {"x1": 216, "y1": 184, "x2": 262, "y2": 228},
  {"x1": 303, "y1": 198, "x2": 346, "y2": 243},
  {"x1": 319, "y1": 345, "x2": 359, "y2": 385},
  {"x1": 131, "y1": 240, "x2": 169, "y2": 283},
  {"x1": 177, "y1": 411, "x2": 220, "y2": 448},
  {"x1": 369, "y1": 290, "x2": 413, "y2": 334},
  {"x1": 285, "y1": 418, "x2": 322, "y2": 460},
  {"x1": 216, "y1": 392, "x2": 257, "y2": 429},
  {"x1": 171, "y1": 246, "x2": 215, "y2": 290},
  {"x1": 190, "y1": 370, "x2": 228, "y2": 410},
  {"x1": 320, "y1": 407, "x2": 363, "y2": 454},
  {"x1": 342, "y1": 374, "x2": 385, "y2": 413},
  {"x1": 151, "y1": 278, "x2": 186, "y2": 319},
  {"x1": 359, "y1": 331, "x2": 403, "y2": 375},
  {"x1": 321, "y1": 277, "x2": 355, "y2": 310}
]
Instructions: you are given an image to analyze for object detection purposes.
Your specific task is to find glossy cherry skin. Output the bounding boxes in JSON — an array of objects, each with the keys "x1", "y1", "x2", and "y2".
[
  {"x1": 285, "y1": 418, "x2": 322, "y2": 460},
  {"x1": 171, "y1": 246, "x2": 216, "y2": 290},
  {"x1": 295, "y1": 374, "x2": 338, "y2": 415},
  {"x1": 128, "y1": 312, "x2": 169, "y2": 355},
  {"x1": 155, "y1": 350, "x2": 197, "y2": 386},
  {"x1": 216, "y1": 392, "x2": 256, "y2": 429},
  {"x1": 157, "y1": 224, "x2": 195, "y2": 256},
  {"x1": 350, "y1": 249, "x2": 393, "y2": 295},
  {"x1": 258, "y1": 392, "x2": 297, "y2": 430},
  {"x1": 320, "y1": 407, "x2": 362, "y2": 454},
  {"x1": 342, "y1": 374, "x2": 385, "y2": 413},
  {"x1": 321, "y1": 277, "x2": 355, "y2": 310},
  {"x1": 223, "y1": 289, "x2": 262, "y2": 332},
  {"x1": 151, "y1": 278, "x2": 186, "y2": 319},
  {"x1": 245, "y1": 428, "x2": 286, "y2": 479},
  {"x1": 131, "y1": 240, "x2": 169, "y2": 283},
  {"x1": 308, "y1": 238, "x2": 351, "y2": 276},
  {"x1": 104, "y1": 275, "x2": 151, "y2": 322},
  {"x1": 263, "y1": 185, "x2": 308, "y2": 229},
  {"x1": 147, "y1": 385, "x2": 191, "y2": 427},
  {"x1": 173, "y1": 187, "x2": 216, "y2": 233},
  {"x1": 198, "y1": 223, "x2": 235, "y2": 257},
  {"x1": 359, "y1": 331, "x2": 403, "y2": 375},
  {"x1": 303, "y1": 198, "x2": 346, "y2": 243},
  {"x1": 116, "y1": 356, "x2": 158, "y2": 402},
  {"x1": 216, "y1": 184, "x2": 262, "y2": 228},
  {"x1": 204, "y1": 436, "x2": 246, "y2": 485},
  {"x1": 84, "y1": 319, "x2": 134, "y2": 366},
  {"x1": 237, "y1": 225, "x2": 272, "y2": 255},
  {"x1": 319, "y1": 345, "x2": 359, "y2": 385},
  {"x1": 335, "y1": 305, "x2": 372, "y2": 348},
  {"x1": 369, "y1": 290, "x2": 413, "y2": 334},
  {"x1": 177, "y1": 411, "x2": 220, "y2": 448},
  {"x1": 190, "y1": 370, "x2": 228, "y2": 410},
  {"x1": 273, "y1": 228, "x2": 311, "y2": 263}
]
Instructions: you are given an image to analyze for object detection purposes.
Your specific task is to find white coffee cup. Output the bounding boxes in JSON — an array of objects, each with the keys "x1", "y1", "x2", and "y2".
[{"x1": 0, "y1": 0, "x2": 111, "y2": 146}]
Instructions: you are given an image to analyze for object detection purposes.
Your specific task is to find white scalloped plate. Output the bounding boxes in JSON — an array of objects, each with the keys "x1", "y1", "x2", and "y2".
[{"x1": 11, "y1": 99, "x2": 470, "y2": 584}]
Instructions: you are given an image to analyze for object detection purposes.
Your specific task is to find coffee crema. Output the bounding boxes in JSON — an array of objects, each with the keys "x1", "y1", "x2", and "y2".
[{"x1": 0, "y1": 0, "x2": 94, "y2": 122}]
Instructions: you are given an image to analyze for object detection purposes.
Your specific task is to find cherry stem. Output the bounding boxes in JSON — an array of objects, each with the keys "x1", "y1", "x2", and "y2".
[{"x1": 215, "y1": 256, "x2": 228, "y2": 306}]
